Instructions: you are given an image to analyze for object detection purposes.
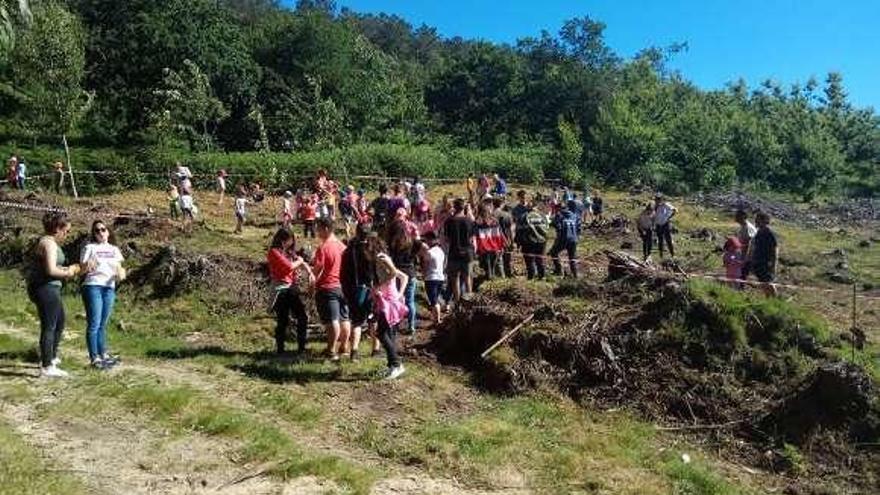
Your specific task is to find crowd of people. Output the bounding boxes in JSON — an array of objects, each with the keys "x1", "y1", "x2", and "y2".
[{"x1": 20, "y1": 166, "x2": 780, "y2": 380}]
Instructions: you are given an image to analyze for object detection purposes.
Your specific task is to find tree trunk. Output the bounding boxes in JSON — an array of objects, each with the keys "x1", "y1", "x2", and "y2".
[{"x1": 63, "y1": 133, "x2": 78, "y2": 198}]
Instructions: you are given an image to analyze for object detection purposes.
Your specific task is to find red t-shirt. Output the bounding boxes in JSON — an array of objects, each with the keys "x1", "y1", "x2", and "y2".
[
  {"x1": 301, "y1": 202, "x2": 316, "y2": 220},
  {"x1": 313, "y1": 238, "x2": 345, "y2": 290},
  {"x1": 267, "y1": 248, "x2": 297, "y2": 286}
]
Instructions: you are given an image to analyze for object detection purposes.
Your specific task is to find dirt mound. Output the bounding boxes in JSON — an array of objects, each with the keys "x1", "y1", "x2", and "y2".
[
  {"x1": 433, "y1": 255, "x2": 880, "y2": 492},
  {"x1": 128, "y1": 245, "x2": 268, "y2": 313},
  {"x1": 694, "y1": 192, "x2": 879, "y2": 227}
]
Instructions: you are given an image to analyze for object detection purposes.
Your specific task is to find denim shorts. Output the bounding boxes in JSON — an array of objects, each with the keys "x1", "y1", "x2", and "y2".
[
  {"x1": 425, "y1": 280, "x2": 444, "y2": 306},
  {"x1": 315, "y1": 288, "x2": 350, "y2": 324}
]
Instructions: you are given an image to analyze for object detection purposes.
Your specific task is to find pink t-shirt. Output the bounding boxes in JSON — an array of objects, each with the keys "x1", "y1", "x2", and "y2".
[{"x1": 373, "y1": 279, "x2": 409, "y2": 327}]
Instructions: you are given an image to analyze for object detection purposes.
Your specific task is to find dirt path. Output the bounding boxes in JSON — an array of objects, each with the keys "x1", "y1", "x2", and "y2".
[{"x1": 0, "y1": 324, "x2": 530, "y2": 495}]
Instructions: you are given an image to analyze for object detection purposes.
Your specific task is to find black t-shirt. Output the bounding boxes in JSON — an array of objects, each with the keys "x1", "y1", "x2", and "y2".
[
  {"x1": 751, "y1": 227, "x2": 777, "y2": 266},
  {"x1": 444, "y1": 216, "x2": 475, "y2": 262}
]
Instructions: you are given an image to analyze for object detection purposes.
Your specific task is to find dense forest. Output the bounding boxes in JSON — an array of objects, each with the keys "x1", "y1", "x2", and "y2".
[{"x1": 1, "y1": 0, "x2": 878, "y2": 197}]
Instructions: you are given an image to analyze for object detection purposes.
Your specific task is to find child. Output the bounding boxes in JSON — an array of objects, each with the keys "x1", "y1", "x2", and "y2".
[
  {"x1": 373, "y1": 253, "x2": 408, "y2": 379},
  {"x1": 722, "y1": 237, "x2": 745, "y2": 289},
  {"x1": 281, "y1": 191, "x2": 294, "y2": 230},
  {"x1": 168, "y1": 185, "x2": 181, "y2": 219},
  {"x1": 179, "y1": 189, "x2": 195, "y2": 233},
  {"x1": 217, "y1": 169, "x2": 228, "y2": 206},
  {"x1": 234, "y1": 190, "x2": 248, "y2": 234},
  {"x1": 591, "y1": 191, "x2": 604, "y2": 223},
  {"x1": 420, "y1": 232, "x2": 446, "y2": 324},
  {"x1": 301, "y1": 194, "x2": 317, "y2": 238},
  {"x1": 636, "y1": 203, "x2": 655, "y2": 261}
]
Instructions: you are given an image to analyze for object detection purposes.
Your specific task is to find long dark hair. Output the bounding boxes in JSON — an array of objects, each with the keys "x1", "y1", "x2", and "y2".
[
  {"x1": 42, "y1": 212, "x2": 70, "y2": 235},
  {"x1": 270, "y1": 228, "x2": 294, "y2": 250},
  {"x1": 89, "y1": 220, "x2": 117, "y2": 245},
  {"x1": 386, "y1": 219, "x2": 412, "y2": 254}
]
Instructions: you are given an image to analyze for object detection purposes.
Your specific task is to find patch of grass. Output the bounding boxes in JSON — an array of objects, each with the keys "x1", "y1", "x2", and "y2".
[
  {"x1": 41, "y1": 371, "x2": 376, "y2": 494},
  {"x1": 664, "y1": 456, "x2": 744, "y2": 495},
  {"x1": 0, "y1": 420, "x2": 88, "y2": 495}
]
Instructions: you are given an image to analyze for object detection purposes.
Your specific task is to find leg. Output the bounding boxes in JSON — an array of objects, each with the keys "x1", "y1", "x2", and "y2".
[
  {"x1": 656, "y1": 227, "x2": 665, "y2": 258},
  {"x1": 523, "y1": 245, "x2": 536, "y2": 280},
  {"x1": 336, "y1": 293, "x2": 351, "y2": 354},
  {"x1": 503, "y1": 249, "x2": 514, "y2": 278},
  {"x1": 327, "y1": 321, "x2": 341, "y2": 356},
  {"x1": 82, "y1": 285, "x2": 101, "y2": 362},
  {"x1": 549, "y1": 241, "x2": 564, "y2": 276},
  {"x1": 377, "y1": 314, "x2": 400, "y2": 369},
  {"x1": 98, "y1": 288, "x2": 116, "y2": 358},
  {"x1": 274, "y1": 290, "x2": 291, "y2": 354},
  {"x1": 405, "y1": 278, "x2": 417, "y2": 332},
  {"x1": 665, "y1": 225, "x2": 675, "y2": 258},
  {"x1": 32, "y1": 286, "x2": 61, "y2": 368},
  {"x1": 290, "y1": 289, "x2": 309, "y2": 352},
  {"x1": 567, "y1": 241, "x2": 578, "y2": 278}
]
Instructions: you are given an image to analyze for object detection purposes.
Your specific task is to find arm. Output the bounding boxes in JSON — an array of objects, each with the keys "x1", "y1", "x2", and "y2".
[{"x1": 41, "y1": 239, "x2": 79, "y2": 279}]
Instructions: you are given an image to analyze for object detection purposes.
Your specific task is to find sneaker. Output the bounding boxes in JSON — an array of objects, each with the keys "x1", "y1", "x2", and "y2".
[
  {"x1": 41, "y1": 365, "x2": 69, "y2": 378},
  {"x1": 91, "y1": 359, "x2": 107, "y2": 370},
  {"x1": 329, "y1": 353, "x2": 341, "y2": 363},
  {"x1": 349, "y1": 350, "x2": 360, "y2": 362},
  {"x1": 51, "y1": 357, "x2": 61, "y2": 366},
  {"x1": 385, "y1": 365, "x2": 405, "y2": 380},
  {"x1": 101, "y1": 354, "x2": 119, "y2": 367}
]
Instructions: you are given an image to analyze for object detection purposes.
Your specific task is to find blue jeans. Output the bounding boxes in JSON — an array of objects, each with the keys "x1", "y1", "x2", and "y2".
[
  {"x1": 82, "y1": 285, "x2": 116, "y2": 361},
  {"x1": 399, "y1": 277, "x2": 417, "y2": 331}
]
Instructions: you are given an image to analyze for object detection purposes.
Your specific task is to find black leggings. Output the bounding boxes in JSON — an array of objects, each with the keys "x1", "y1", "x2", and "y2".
[
  {"x1": 640, "y1": 231, "x2": 653, "y2": 260},
  {"x1": 28, "y1": 284, "x2": 65, "y2": 367},
  {"x1": 656, "y1": 223, "x2": 674, "y2": 257},
  {"x1": 376, "y1": 312, "x2": 400, "y2": 369},
  {"x1": 521, "y1": 243, "x2": 546, "y2": 280},
  {"x1": 274, "y1": 288, "x2": 309, "y2": 353}
]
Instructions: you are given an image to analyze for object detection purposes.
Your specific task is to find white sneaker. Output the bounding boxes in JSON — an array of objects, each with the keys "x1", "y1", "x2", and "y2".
[
  {"x1": 386, "y1": 365, "x2": 405, "y2": 380},
  {"x1": 51, "y1": 357, "x2": 61, "y2": 366},
  {"x1": 41, "y1": 365, "x2": 69, "y2": 378}
]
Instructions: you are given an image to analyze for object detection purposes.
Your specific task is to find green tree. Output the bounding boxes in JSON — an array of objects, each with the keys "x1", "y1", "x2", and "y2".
[
  {"x1": 151, "y1": 60, "x2": 230, "y2": 152},
  {"x1": 0, "y1": 0, "x2": 31, "y2": 65}
]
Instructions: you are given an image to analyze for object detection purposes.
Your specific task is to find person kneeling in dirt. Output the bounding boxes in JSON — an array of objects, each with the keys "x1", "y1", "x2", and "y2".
[
  {"x1": 268, "y1": 229, "x2": 314, "y2": 357},
  {"x1": 653, "y1": 194, "x2": 677, "y2": 258},
  {"x1": 312, "y1": 217, "x2": 352, "y2": 362},
  {"x1": 373, "y1": 252, "x2": 408, "y2": 380},
  {"x1": 549, "y1": 201, "x2": 580, "y2": 278},
  {"x1": 747, "y1": 211, "x2": 779, "y2": 297}
]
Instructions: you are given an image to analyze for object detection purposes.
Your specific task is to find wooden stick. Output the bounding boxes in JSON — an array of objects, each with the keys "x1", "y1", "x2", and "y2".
[
  {"x1": 655, "y1": 420, "x2": 744, "y2": 432},
  {"x1": 215, "y1": 460, "x2": 283, "y2": 491},
  {"x1": 481, "y1": 313, "x2": 535, "y2": 360}
]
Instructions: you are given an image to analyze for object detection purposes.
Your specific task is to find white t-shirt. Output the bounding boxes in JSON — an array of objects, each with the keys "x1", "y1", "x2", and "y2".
[
  {"x1": 81, "y1": 243, "x2": 124, "y2": 288},
  {"x1": 179, "y1": 194, "x2": 194, "y2": 211},
  {"x1": 424, "y1": 245, "x2": 446, "y2": 281},
  {"x1": 654, "y1": 202, "x2": 677, "y2": 226},
  {"x1": 235, "y1": 197, "x2": 247, "y2": 216}
]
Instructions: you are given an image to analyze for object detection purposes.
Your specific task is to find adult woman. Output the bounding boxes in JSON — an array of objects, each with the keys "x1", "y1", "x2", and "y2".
[
  {"x1": 81, "y1": 220, "x2": 126, "y2": 368},
  {"x1": 386, "y1": 215, "x2": 419, "y2": 335},
  {"x1": 26, "y1": 212, "x2": 83, "y2": 378},
  {"x1": 341, "y1": 223, "x2": 381, "y2": 359},
  {"x1": 267, "y1": 229, "x2": 314, "y2": 356}
]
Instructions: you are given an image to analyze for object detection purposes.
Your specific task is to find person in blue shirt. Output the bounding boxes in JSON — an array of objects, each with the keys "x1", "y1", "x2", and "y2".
[
  {"x1": 492, "y1": 174, "x2": 507, "y2": 197},
  {"x1": 548, "y1": 200, "x2": 581, "y2": 278}
]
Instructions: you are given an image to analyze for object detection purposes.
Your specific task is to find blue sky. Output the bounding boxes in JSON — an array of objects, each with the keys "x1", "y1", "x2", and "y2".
[{"x1": 297, "y1": 0, "x2": 879, "y2": 110}]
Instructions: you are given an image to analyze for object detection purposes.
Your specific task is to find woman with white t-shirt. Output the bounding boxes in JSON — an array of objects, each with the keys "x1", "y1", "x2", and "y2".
[{"x1": 80, "y1": 220, "x2": 126, "y2": 369}]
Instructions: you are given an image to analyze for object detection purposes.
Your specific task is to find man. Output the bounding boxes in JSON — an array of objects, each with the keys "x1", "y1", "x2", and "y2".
[
  {"x1": 312, "y1": 217, "x2": 352, "y2": 361},
  {"x1": 734, "y1": 209, "x2": 757, "y2": 259},
  {"x1": 520, "y1": 200, "x2": 549, "y2": 280},
  {"x1": 15, "y1": 157, "x2": 26, "y2": 190},
  {"x1": 492, "y1": 197, "x2": 515, "y2": 277},
  {"x1": 653, "y1": 194, "x2": 677, "y2": 258},
  {"x1": 369, "y1": 184, "x2": 391, "y2": 234},
  {"x1": 749, "y1": 211, "x2": 779, "y2": 297},
  {"x1": 443, "y1": 198, "x2": 475, "y2": 303},
  {"x1": 549, "y1": 200, "x2": 580, "y2": 278}
]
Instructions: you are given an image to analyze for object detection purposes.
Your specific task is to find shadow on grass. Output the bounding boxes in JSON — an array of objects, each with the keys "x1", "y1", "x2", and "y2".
[
  {"x1": 0, "y1": 348, "x2": 39, "y2": 363},
  {"x1": 147, "y1": 345, "x2": 378, "y2": 384}
]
